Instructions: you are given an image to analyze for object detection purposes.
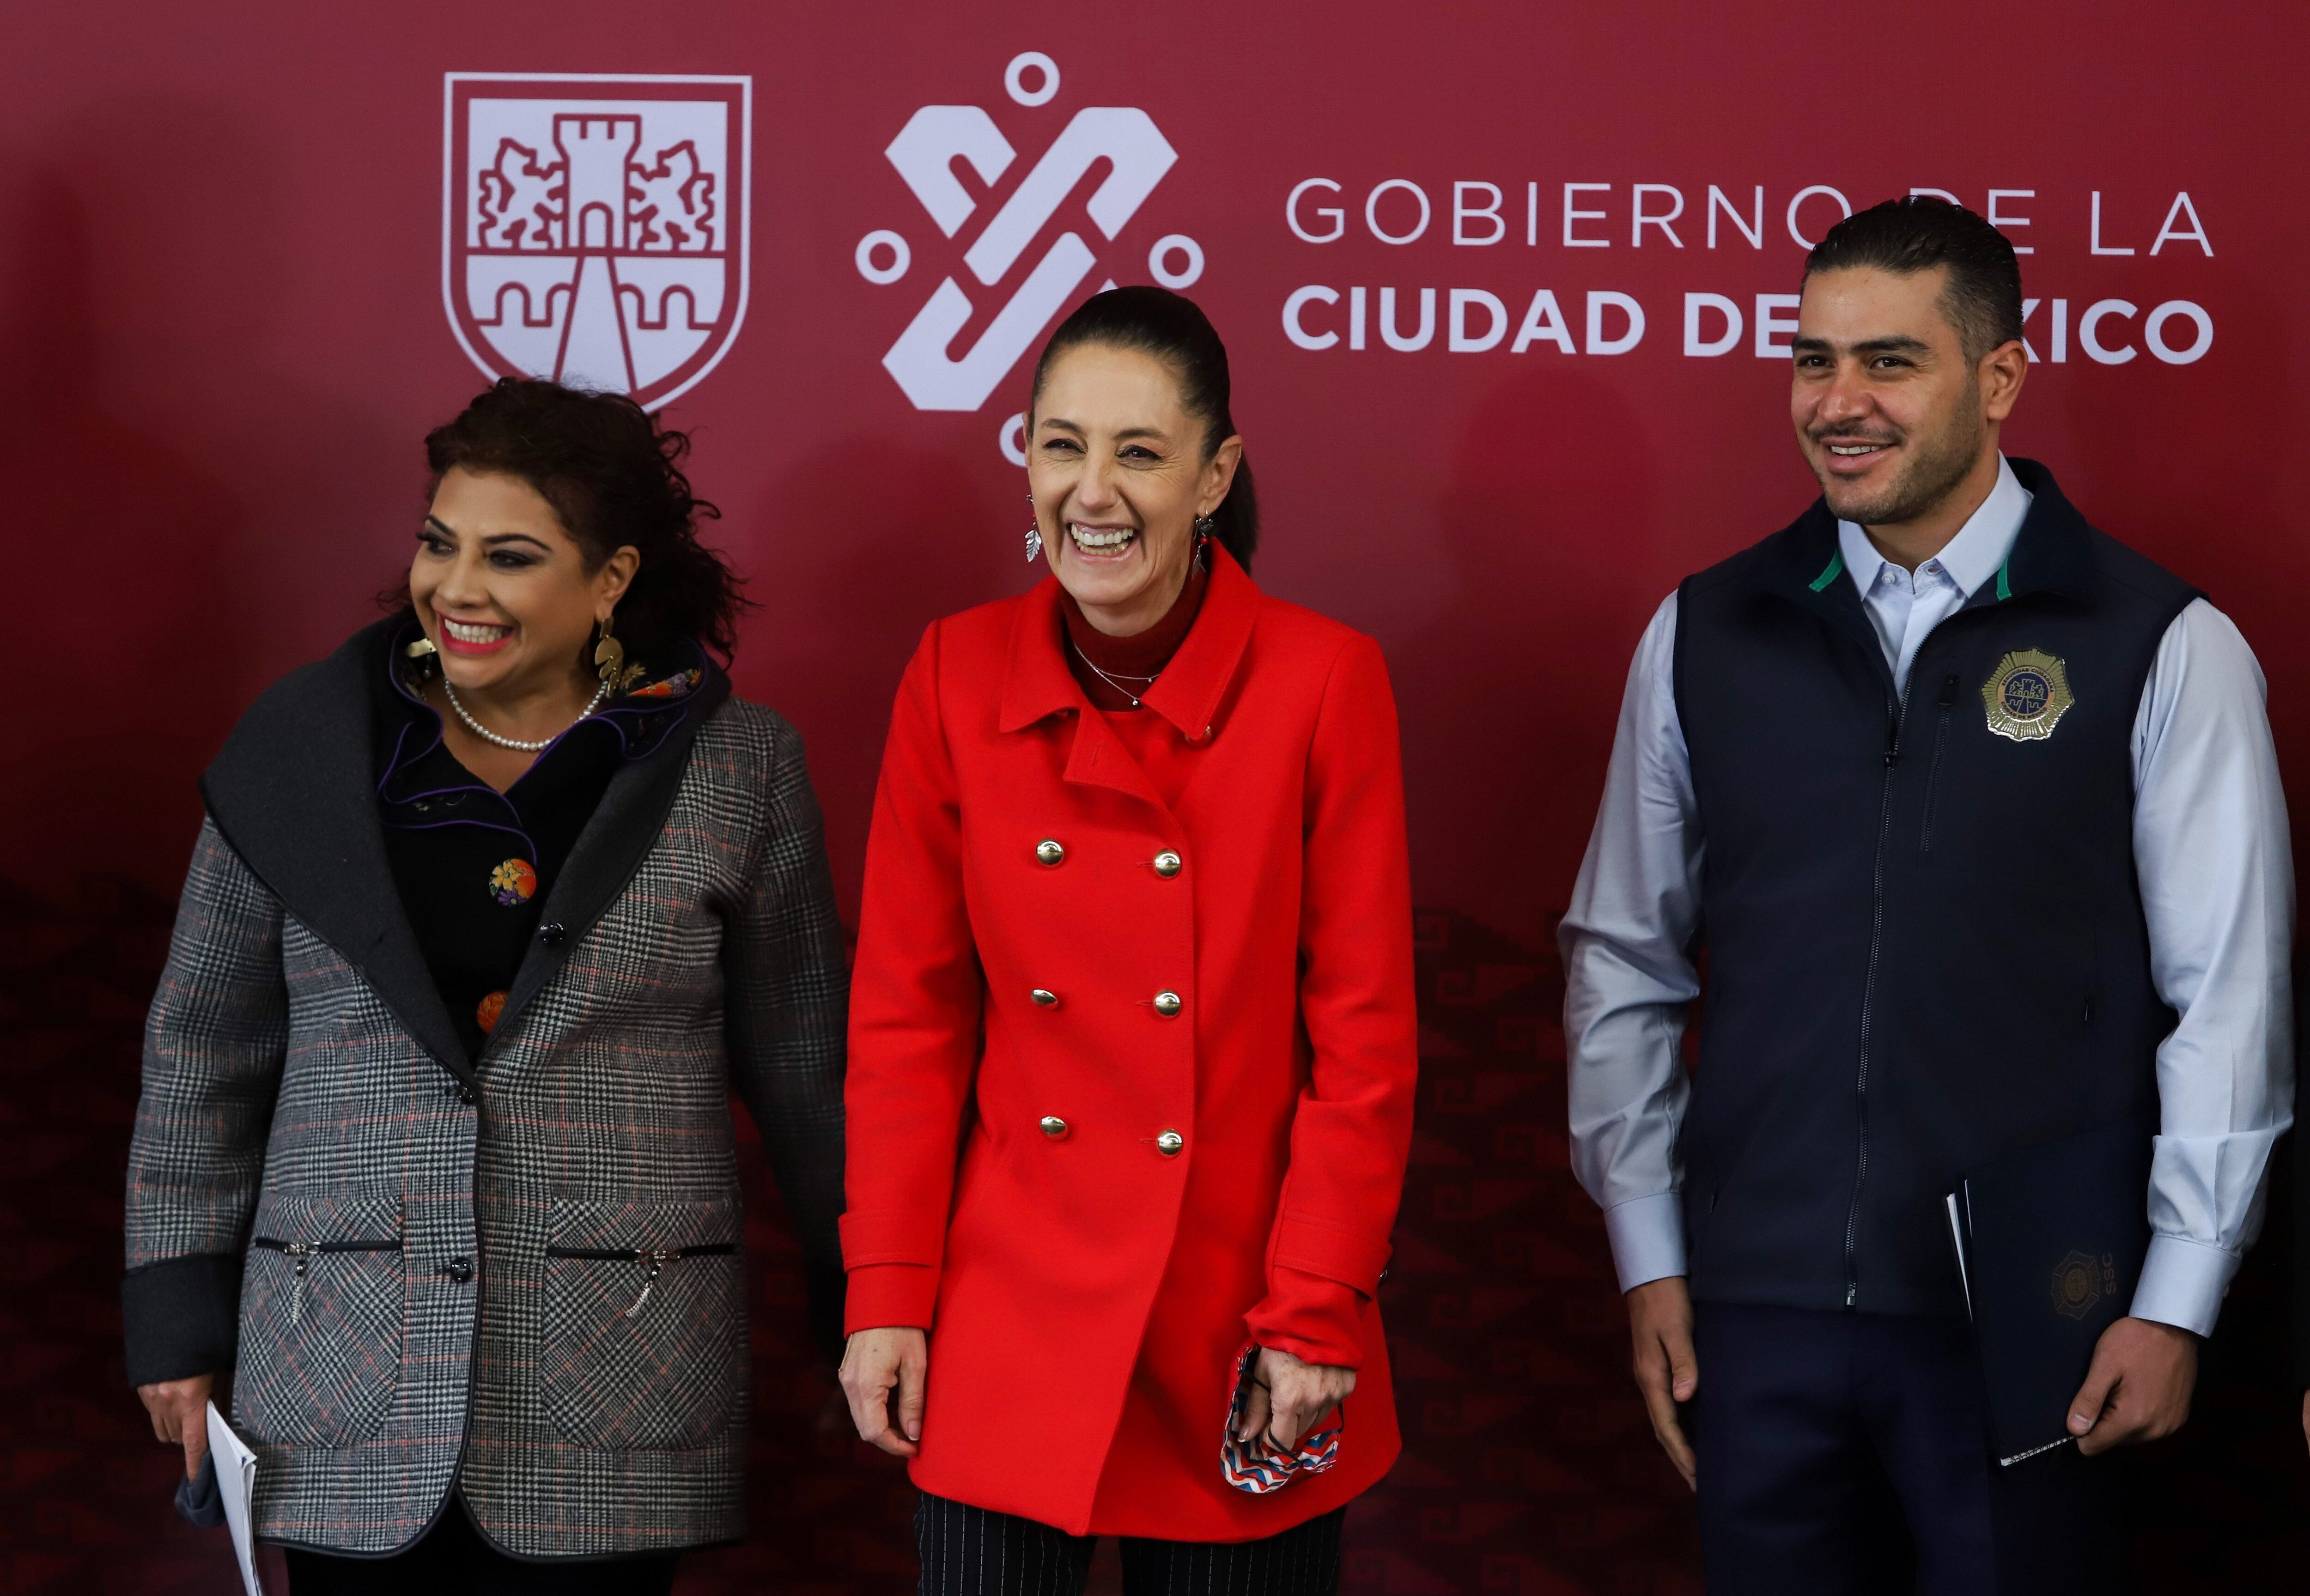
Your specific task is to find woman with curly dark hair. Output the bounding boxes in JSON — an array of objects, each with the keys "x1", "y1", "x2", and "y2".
[{"x1": 122, "y1": 378, "x2": 848, "y2": 1593}]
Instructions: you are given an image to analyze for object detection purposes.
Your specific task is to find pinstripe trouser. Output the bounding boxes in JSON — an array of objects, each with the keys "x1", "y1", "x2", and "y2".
[{"x1": 915, "y1": 1493, "x2": 1345, "y2": 1596}]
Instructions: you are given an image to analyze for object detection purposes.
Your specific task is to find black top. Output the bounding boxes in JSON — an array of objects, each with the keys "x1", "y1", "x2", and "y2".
[{"x1": 374, "y1": 622, "x2": 708, "y2": 1058}]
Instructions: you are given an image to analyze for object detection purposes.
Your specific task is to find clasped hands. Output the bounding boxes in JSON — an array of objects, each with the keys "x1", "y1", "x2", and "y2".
[
  {"x1": 1624, "y1": 1276, "x2": 2198, "y2": 1491},
  {"x1": 839, "y1": 1327, "x2": 1354, "y2": 1458}
]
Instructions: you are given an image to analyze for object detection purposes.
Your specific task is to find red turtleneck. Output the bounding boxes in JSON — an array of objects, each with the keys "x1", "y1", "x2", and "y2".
[{"x1": 1058, "y1": 560, "x2": 1209, "y2": 712}]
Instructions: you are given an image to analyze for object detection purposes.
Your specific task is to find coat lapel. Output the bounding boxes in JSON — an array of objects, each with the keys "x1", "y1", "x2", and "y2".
[
  {"x1": 996, "y1": 576, "x2": 1167, "y2": 811},
  {"x1": 996, "y1": 552, "x2": 1263, "y2": 813},
  {"x1": 1141, "y1": 546, "x2": 1257, "y2": 746},
  {"x1": 1058, "y1": 700, "x2": 1167, "y2": 809},
  {"x1": 200, "y1": 619, "x2": 474, "y2": 1086},
  {"x1": 200, "y1": 622, "x2": 730, "y2": 1082},
  {"x1": 997, "y1": 577, "x2": 1083, "y2": 732},
  {"x1": 490, "y1": 670, "x2": 728, "y2": 1047}
]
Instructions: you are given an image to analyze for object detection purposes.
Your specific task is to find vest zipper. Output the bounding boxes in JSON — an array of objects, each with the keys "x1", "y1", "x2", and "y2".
[
  {"x1": 1918, "y1": 673, "x2": 1962, "y2": 853},
  {"x1": 1845, "y1": 670, "x2": 1917, "y2": 1308}
]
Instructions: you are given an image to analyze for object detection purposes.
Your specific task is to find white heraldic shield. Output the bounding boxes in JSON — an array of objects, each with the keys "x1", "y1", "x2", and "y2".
[{"x1": 444, "y1": 74, "x2": 752, "y2": 411}]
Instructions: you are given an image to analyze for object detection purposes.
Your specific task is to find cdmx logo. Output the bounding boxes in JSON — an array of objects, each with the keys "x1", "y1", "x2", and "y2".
[
  {"x1": 861, "y1": 53, "x2": 1200, "y2": 436},
  {"x1": 442, "y1": 73, "x2": 752, "y2": 412}
]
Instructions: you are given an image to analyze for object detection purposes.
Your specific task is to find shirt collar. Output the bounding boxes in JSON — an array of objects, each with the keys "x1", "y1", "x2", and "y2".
[{"x1": 1838, "y1": 454, "x2": 2033, "y2": 601}]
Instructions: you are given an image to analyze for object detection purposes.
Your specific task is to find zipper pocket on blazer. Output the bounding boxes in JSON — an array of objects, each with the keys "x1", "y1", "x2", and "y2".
[
  {"x1": 252, "y1": 1235, "x2": 405, "y2": 1324},
  {"x1": 544, "y1": 1243, "x2": 738, "y2": 1318},
  {"x1": 1918, "y1": 673, "x2": 1962, "y2": 854}
]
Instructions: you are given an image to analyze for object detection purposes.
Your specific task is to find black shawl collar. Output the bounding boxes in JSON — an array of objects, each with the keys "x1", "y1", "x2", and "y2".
[{"x1": 200, "y1": 618, "x2": 728, "y2": 1086}]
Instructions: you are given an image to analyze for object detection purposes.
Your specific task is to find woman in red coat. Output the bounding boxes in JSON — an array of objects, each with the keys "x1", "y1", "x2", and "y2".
[{"x1": 840, "y1": 288, "x2": 1417, "y2": 1595}]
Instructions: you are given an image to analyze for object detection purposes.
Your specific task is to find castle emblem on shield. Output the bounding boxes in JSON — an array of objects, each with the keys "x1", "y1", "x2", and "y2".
[{"x1": 442, "y1": 74, "x2": 751, "y2": 411}]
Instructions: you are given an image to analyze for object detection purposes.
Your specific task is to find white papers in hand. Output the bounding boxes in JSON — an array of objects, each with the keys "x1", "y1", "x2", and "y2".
[{"x1": 204, "y1": 1402, "x2": 264, "y2": 1596}]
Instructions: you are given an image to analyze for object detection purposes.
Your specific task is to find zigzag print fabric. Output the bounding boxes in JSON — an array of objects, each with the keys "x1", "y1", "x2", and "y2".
[{"x1": 1221, "y1": 1342, "x2": 1343, "y2": 1494}]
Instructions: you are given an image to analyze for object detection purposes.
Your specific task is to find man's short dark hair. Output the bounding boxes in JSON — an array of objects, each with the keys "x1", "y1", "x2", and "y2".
[{"x1": 1805, "y1": 195, "x2": 2024, "y2": 363}]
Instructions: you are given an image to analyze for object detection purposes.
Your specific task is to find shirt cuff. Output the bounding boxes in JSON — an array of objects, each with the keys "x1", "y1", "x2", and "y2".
[
  {"x1": 842, "y1": 1262, "x2": 939, "y2": 1335},
  {"x1": 2127, "y1": 1234, "x2": 2242, "y2": 1339},
  {"x1": 1602, "y1": 1191, "x2": 1688, "y2": 1293},
  {"x1": 1244, "y1": 1267, "x2": 1368, "y2": 1369}
]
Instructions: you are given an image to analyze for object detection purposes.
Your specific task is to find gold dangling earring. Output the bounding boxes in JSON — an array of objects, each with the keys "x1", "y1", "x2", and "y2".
[{"x1": 594, "y1": 612, "x2": 640, "y2": 695}]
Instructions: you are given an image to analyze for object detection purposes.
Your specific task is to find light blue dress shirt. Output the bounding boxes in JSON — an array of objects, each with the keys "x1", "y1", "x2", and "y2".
[{"x1": 1562, "y1": 457, "x2": 2295, "y2": 1337}]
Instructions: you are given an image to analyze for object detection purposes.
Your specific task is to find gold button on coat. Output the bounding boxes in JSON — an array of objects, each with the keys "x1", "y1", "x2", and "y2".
[
  {"x1": 1031, "y1": 989, "x2": 1060, "y2": 1007},
  {"x1": 1036, "y1": 839, "x2": 1065, "y2": 867},
  {"x1": 1039, "y1": 1116, "x2": 1070, "y2": 1140},
  {"x1": 1155, "y1": 1130, "x2": 1185, "y2": 1156},
  {"x1": 1153, "y1": 990, "x2": 1182, "y2": 1017},
  {"x1": 1153, "y1": 850, "x2": 1182, "y2": 878}
]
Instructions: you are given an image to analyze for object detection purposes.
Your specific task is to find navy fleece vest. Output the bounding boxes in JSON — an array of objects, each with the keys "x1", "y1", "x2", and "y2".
[{"x1": 1672, "y1": 460, "x2": 2198, "y2": 1316}]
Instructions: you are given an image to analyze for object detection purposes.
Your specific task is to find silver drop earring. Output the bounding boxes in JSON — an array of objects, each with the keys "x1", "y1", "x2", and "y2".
[{"x1": 1025, "y1": 493, "x2": 1043, "y2": 564}]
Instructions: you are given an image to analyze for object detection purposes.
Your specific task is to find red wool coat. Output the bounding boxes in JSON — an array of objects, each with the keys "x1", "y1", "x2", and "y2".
[{"x1": 842, "y1": 549, "x2": 1418, "y2": 1539}]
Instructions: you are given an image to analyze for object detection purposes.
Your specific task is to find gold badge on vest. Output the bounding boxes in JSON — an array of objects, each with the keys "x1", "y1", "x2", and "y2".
[{"x1": 1981, "y1": 649, "x2": 2075, "y2": 742}]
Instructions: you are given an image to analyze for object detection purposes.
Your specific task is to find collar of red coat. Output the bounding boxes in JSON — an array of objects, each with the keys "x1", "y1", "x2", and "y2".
[{"x1": 999, "y1": 542, "x2": 1258, "y2": 743}]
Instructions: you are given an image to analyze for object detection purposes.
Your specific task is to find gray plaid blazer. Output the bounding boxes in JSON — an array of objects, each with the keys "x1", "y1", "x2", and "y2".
[{"x1": 122, "y1": 622, "x2": 848, "y2": 1558}]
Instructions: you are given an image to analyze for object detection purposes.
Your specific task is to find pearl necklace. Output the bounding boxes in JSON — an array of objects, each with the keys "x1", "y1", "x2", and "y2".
[{"x1": 442, "y1": 678, "x2": 610, "y2": 752}]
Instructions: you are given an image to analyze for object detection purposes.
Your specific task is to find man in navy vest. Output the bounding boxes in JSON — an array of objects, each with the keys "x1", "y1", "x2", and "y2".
[{"x1": 1562, "y1": 196, "x2": 2292, "y2": 1591}]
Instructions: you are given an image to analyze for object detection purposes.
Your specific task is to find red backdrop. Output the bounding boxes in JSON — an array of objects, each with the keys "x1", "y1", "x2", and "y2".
[{"x1": 6, "y1": 4, "x2": 2306, "y2": 1591}]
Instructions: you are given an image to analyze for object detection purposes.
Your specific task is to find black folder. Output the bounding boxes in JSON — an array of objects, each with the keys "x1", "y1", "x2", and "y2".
[{"x1": 1944, "y1": 1117, "x2": 2154, "y2": 1466}]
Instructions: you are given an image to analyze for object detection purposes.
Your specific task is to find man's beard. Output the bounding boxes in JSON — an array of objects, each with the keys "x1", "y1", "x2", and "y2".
[{"x1": 1815, "y1": 383, "x2": 1985, "y2": 527}]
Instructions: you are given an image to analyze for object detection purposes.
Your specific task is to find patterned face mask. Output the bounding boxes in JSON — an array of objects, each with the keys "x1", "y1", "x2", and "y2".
[{"x1": 1220, "y1": 1341, "x2": 1344, "y2": 1494}]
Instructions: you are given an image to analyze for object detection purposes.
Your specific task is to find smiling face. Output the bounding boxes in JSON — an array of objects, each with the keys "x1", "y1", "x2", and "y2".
[
  {"x1": 408, "y1": 466, "x2": 637, "y2": 701},
  {"x1": 1027, "y1": 343, "x2": 1241, "y2": 637},
  {"x1": 1791, "y1": 264, "x2": 2025, "y2": 534}
]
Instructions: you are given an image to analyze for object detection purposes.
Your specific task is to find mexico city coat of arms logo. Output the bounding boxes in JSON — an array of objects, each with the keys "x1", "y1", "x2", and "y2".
[{"x1": 442, "y1": 73, "x2": 751, "y2": 411}]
